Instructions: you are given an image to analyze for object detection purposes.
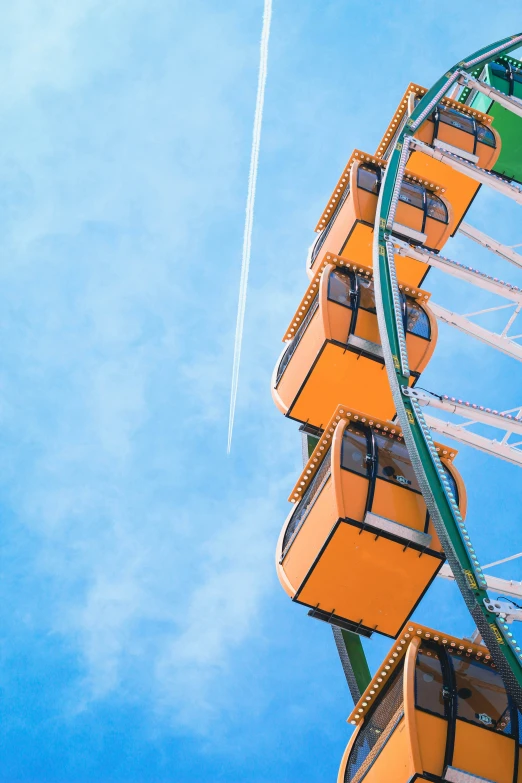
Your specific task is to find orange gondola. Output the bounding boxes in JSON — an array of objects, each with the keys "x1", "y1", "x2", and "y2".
[
  {"x1": 376, "y1": 83, "x2": 502, "y2": 231},
  {"x1": 308, "y1": 151, "x2": 452, "y2": 285},
  {"x1": 272, "y1": 258, "x2": 437, "y2": 428},
  {"x1": 339, "y1": 623, "x2": 520, "y2": 783},
  {"x1": 276, "y1": 407, "x2": 466, "y2": 639}
]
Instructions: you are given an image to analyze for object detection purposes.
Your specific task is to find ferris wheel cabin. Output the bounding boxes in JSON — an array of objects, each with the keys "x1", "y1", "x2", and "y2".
[
  {"x1": 464, "y1": 54, "x2": 522, "y2": 184},
  {"x1": 272, "y1": 260, "x2": 437, "y2": 429},
  {"x1": 309, "y1": 151, "x2": 452, "y2": 286},
  {"x1": 375, "y1": 84, "x2": 501, "y2": 230},
  {"x1": 339, "y1": 624, "x2": 522, "y2": 783},
  {"x1": 276, "y1": 407, "x2": 466, "y2": 639}
]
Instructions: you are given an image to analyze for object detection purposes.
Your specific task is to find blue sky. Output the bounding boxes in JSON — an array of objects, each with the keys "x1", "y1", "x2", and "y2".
[{"x1": 1, "y1": 2, "x2": 522, "y2": 781}]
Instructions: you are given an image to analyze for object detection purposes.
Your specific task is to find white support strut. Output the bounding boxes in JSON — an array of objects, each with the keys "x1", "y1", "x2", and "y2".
[
  {"x1": 403, "y1": 388, "x2": 522, "y2": 437},
  {"x1": 424, "y1": 413, "x2": 522, "y2": 467},
  {"x1": 458, "y1": 222, "x2": 522, "y2": 271},
  {"x1": 429, "y1": 300, "x2": 522, "y2": 361},
  {"x1": 409, "y1": 137, "x2": 522, "y2": 204},
  {"x1": 439, "y1": 563, "x2": 522, "y2": 602},
  {"x1": 393, "y1": 239, "x2": 522, "y2": 302},
  {"x1": 459, "y1": 72, "x2": 522, "y2": 119}
]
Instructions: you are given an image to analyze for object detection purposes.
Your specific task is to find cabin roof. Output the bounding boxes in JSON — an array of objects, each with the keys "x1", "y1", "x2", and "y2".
[
  {"x1": 347, "y1": 622, "x2": 492, "y2": 725},
  {"x1": 288, "y1": 404, "x2": 457, "y2": 503},
  {"x1": 283, "y1": 254, "x2": 430, "y2": 342},
  {"x1": 314, "y1": 149, "x2": 447, "y2": 234}
]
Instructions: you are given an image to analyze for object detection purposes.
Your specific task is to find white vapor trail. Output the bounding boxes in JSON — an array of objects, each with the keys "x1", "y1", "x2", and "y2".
[{"x1": 227, "y1": 0, "x2": 272, "y2": 454}]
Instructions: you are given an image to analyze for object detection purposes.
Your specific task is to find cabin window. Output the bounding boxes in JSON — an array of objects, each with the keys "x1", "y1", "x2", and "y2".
[
  {"x1": 310, "y1": 183, "x2": 351, "y2": 267},
  {"x1": 357, "y1": 276, "x2": 377, "y2": 314},
  {"x1": 281, "y1": 450, "x2": 331, "y2": 555},
  {"x1": 415, "y1": 645, "x2": 446, "y2": 717},
  {"x1": 374, "y1": 434, "x2": 421, "y2": 492},
  {"x1": 442, "y1": 464, "x2": 458, "y2": 504},
  {"x1": 328, "y1": 268, "x2": 354, "y2": 308},
  {"x1": 345, "y1": 666, "x2": 405, "y2": 783},
  {"x1": 357, "y1": 164, "x2": 381, "y2": 195},
  {"x1": 438, "y1": 106, "x2": 475, "y2": 135},
  {"x1": 398, "y1": 180, "x2": 424, "y2": 211},
  {"x1": 426, "y1": 193, "x2": 448, "y2": 223},
  {"x1": 488, "y1": 61, "x2": 522, "y2": 95},
  {"x1": 341, "y1": 428, "x2": 369, "y2": 477},
  {"x1": 450, "y1": 656, "x2": 512, "y2": 734},
  {"x1": 476, "y1": 124, "x2": 496, "y2": 148},
  {"x1": 490, "y1": 61, "x2": 508, "y2": 80},
  {"x1": 276, "y1": 297, "x2": 319, "y2": 384},
  {"x1": 405, "y1": 300, "x2": 431, "y2": 339}
]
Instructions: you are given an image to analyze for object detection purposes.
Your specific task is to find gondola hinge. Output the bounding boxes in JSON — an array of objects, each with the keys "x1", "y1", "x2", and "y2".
[{"x1": 483, "y1": 598, "x2": 522, "y2": 624}]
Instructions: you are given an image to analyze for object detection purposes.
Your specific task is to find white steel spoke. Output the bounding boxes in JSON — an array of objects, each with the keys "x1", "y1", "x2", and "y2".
[
  {"x1": 403, "y1": 388, "x2": 522, "y2": 437},
  {"x1": 459, "y1": 72, "x2": 522, "y2": 118},
  {"x1": 438, "y1": 563, "x2": 522, "y2": 601},
  {"x1": 502, "y1": 305, "x2": 522, "y2": 336},
  {"x1": 424, "y1": 413, "x2": 522, "y2": 467},
  {"x1": 462, "y1": 304, "x2": 515, "y2": 317},
  {"x1": 483, "y1": 552, "x2": 522, "y2": 569},
  {"x1": 429, "y1": 301, "x2": 522, "y2": 361},
  {"x1": 409, "y1": 137, "x2": 522, "y2": 203},
  {"x1": 393, "y1": 239, "x2": 522, "y2": 302},
  {"x1": 459, "y1": 222, "x2": 522, "y2": 271}
]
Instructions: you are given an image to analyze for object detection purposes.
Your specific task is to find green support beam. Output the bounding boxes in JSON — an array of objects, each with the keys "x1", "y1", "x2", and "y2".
[
  {"x1": 372, "y1": 34, "x2": 522, "y2": 709},
  {"x1": 332, "y1": 626, "x2": 371, "y2": 704}
]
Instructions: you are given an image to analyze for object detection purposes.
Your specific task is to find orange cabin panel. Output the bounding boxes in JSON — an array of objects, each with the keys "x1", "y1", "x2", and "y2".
[
  {"x1": 339, "y1": 221, "x2": 373, "y2": 267},
  {"x1": 371, "y1": 479, "x2": 430, "y2": 539},
  {"x1": 452, "y1": 720, "x2": 515, "y2": 783},
  {"x1": 415, "y1": 711, "x2": 446, "y2": 778},
  {"x1": 280, "y1": 476, "x2": 337, "y2": 593},
  {"x1": 353, "y1": 308, "x2": 380, "y2": 345},
  {"x1": 287, "y1": 342, "x2": 395, "y2": 429},
  {"x1": 357, "y1": 717, "x2": 413, "y2": 783},
  {"x1": 339, "y1": 470, "x2": 368, "y2": 524},
  {"x1": 296, "y1": 521, "x2": 443, "y2": 636},
  {"x1": 395, "y1": 201, "x2": 424, "y2": 233}
]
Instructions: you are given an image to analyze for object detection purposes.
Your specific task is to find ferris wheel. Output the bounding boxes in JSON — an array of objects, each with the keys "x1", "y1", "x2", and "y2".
[{"x1": 271, "y1": 33, "x2": 522, "y2": 782}]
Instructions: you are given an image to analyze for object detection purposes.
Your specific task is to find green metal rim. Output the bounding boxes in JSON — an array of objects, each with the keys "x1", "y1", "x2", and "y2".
[{"x1": 373, "y1": 34, "x2": 522, "y2": 705}]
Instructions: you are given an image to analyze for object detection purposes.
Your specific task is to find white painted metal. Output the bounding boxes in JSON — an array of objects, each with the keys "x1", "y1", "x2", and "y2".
[
  {"x1": 424, "y1": 413, "x2": 522, "y2": 467},
  {"x1": 393, "y1": 240, "x2": 522, "y2": 302},
  {"x1": 459, "y1": 72, "x2": 522, "y2": 118},
  {"x1": 439, "y1": 563, "x2": 522, "y2": 601},
  {"x1": 483, "y1": 597, "x2": 522, "y2": 623},
  {"x1": 434, "y1": 137, "x2": 479, "y2": 163},
  {"x1": 409, "y1": 137, "x2": 522, "y2": 203},
  {"x1": 462, "y1": 304, "x2": 515, "y2": 317},
  {"x1": 429, "y1": 301, "x2": 522, "y2": 361},
  {"x1": 444, "y1": 765, "x2": 494, "y2": 783},
  {"x1": 461, "y1": 34, "x2": 522, "y2": 69},
  {"x1": 392, "y1": 221, "x2": 427, "y2": 243},
  {"x1": 484, "y1": 552, "x2": 522, "y2": 569},
  {"x1": 402, "y1": 388, "x2": 522, "y2": 437},
  {"x1": 458, "y1": 222, "x2": 522, "y2": 271}
]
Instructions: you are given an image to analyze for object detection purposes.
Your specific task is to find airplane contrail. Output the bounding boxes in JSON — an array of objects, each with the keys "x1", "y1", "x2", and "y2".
[{"x1": 227, "y1": 0, "x2": 272, "y2": 454}]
